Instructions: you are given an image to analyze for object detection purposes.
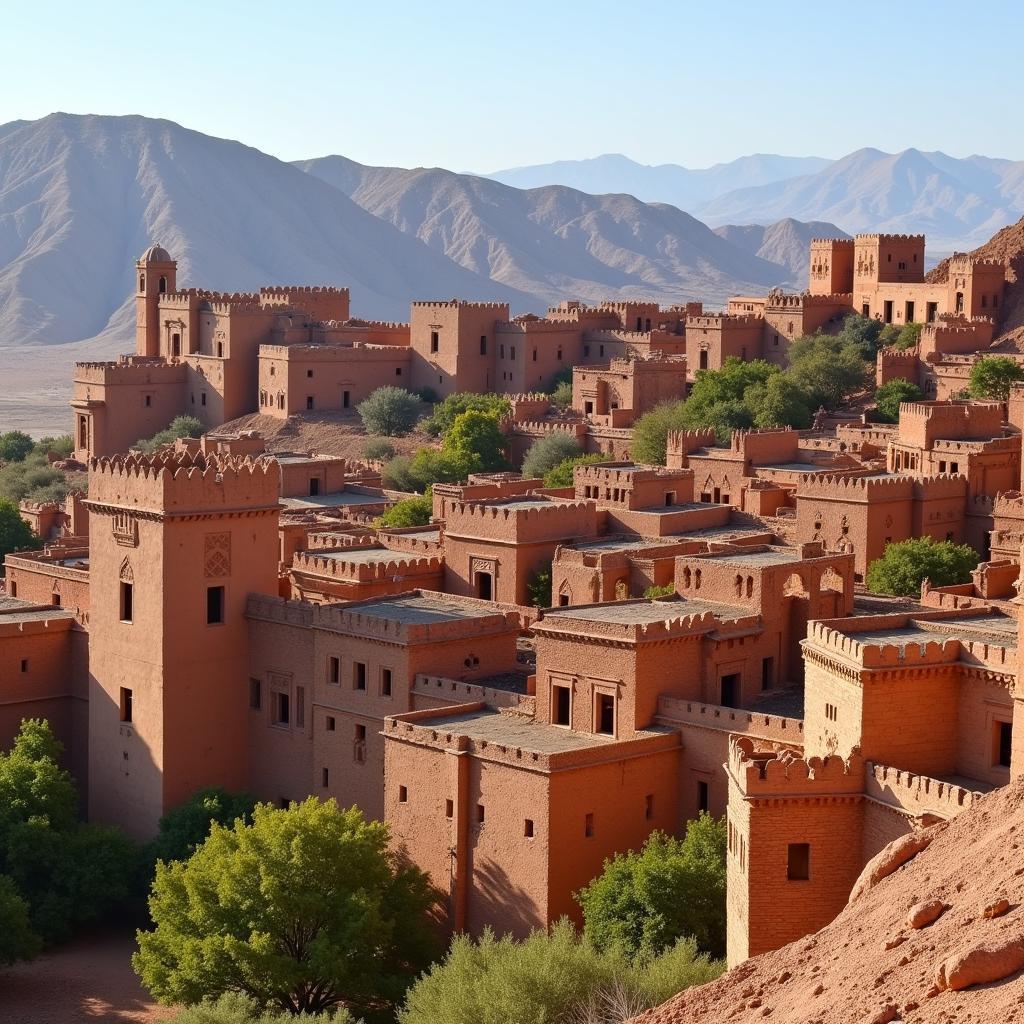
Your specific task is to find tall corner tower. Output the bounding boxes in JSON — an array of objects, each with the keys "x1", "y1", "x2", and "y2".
[
  {"x1": 136, "y1": 245, "x2": 177, "y2": 358},
  {"x1": 85, "y1": 451, "x2": 280, "y2": 839}
]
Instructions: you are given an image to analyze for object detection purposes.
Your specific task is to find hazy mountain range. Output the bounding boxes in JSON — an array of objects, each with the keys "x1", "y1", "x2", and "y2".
[{"x1": 486, "y1": 150, "x2": 1024, "y2": 250}]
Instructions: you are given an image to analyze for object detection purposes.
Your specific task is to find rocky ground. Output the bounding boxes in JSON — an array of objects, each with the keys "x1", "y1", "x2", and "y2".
[{"x1": 634, "y1": 778, "x2": 1024, "y2": 1024}]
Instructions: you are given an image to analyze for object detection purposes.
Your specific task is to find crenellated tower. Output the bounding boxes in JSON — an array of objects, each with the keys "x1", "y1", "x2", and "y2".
[{"x1": 136, "y1": 244, "x2": 177, "y2": 358}]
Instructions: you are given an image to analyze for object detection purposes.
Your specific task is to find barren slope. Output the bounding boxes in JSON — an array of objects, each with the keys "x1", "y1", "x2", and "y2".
[
  {"x1": 713, "y1": 218, "x2": 851, "y2": 286},
  {"x1": 636, "y1": 779, "x2": 1024, "y2": 1024}
]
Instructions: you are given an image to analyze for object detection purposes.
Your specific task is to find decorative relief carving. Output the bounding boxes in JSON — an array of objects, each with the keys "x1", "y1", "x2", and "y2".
[
  {"x1": 204, "y1": 532, "x2": 231, "y2": 578},
  {"x1": 118, "y1": 557, "x2": 134, "y2": 584},
  {"x1": 112, "y1": 512, "x2": 138, "y2": 547}
]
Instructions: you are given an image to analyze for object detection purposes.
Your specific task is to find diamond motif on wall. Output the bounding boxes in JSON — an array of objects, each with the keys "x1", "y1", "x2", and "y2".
[{"x1": 204, "y1": 532, "x2": 231, "y2": 578}]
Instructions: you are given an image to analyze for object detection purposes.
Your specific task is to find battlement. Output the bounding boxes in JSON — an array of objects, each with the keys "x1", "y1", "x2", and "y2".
[
  {"x1": 947, "y1": 254, "x2": 1006, "y2": 273},
  {"x1": 729, "y1": 737, "x2": 863, "y2": 797},
  {"x1": 865, "y1": 762, "x2": 981, "y2": 819},
  {"x1": 655, "y1": 696, "x2": 804, "y2": 744},
  {"x1": 805, "y1": 619, "x2": 962, "y2": 668},
  {"x1": 796, "y1": 473, "x2": 915, "y2": 501},
  {"x1": 686, "y1": 314, "x2": 763, "y2": 328},
  {"x1": 573, "y1": 461, "x2": 690, "y2": 485},
  {"x1": 291, "y1": 547, "x2": 443, "y2": 582},
  {"x1": 74, "y1": 357, "x2": 186, "y2": 386},
  {"x1": 810, "y1": 237, "x2": 854, "y2": 248},
  {"x1": 854, "y1": 233, "x2": 926, "y2": 244},
  {"x1": 412, "y1": 299, "x2": 510, "y2": 311},
  {"x1": 87, "y1": 451, "x2": 280, "y2": 514},
  {"x1": 496, "y1": 317, "x2": 587, "y2": 334},
  {"x1": 412, "y1": 674, "x2": 527, "y2": 711},
  {"x1": 259, "y1": 286, "x2": 350, "y2": 302}
]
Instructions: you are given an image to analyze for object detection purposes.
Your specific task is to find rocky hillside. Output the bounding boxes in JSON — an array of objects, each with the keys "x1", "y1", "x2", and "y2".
[
  {"x1": 634, "y1": 779, "x2": 1024, "y2": 1024},
  {"x1": 295, "y1": 156, "x2": 799, "y2": 306},
  {"x1": 713, "y1": 218, "x2": 851, "y2": 287}
]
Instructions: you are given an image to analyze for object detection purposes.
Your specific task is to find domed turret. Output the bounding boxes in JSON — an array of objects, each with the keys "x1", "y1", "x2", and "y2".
[
  {"x1": 139, "y1": 244, "x2": 173, "y2": 264},
  {"x1": 135, "y1": 246, "x2": 177, "y2": 357}
]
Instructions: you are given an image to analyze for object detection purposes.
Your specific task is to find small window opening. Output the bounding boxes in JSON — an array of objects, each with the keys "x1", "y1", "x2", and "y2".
[
  {"x1": 354, "y1": 662, "x2": 367, "y2": 691},
  {"x1": 119, "y1": 687, "x2": 133, "y2": 723},
  {"x1": 381, "y1": 668, "x2": 393, "y2": 697},
  {"x1": 787, "y1": 842, "x2": 810, "y2": 881},
  {"x1": 553, "y1": 684, "x2": 571, "y2": 726},
  {"x1": 249, "y1": 678, "x2": 261, "y2": 709},
  {"x1": 399, "y1": 785, "x2": 408, "y2": 803},
  {"x1": 120, "y1": 581, "x2": 133, "y2": 622},
  {"x1": 328, "y1": 656, "x2": 340, "y2": 684},
  {"x1": 207, "y1": 585, "x2": 225, "y2": 625},
  {"x1": 445, "y1": 799, "x2": 454, "y2": 818},
  {"x1": 524, "y1": 819, "x2": 535, "y2": 837},
  {"x1": 585, "y1": 812, "x2": 594, "y2": 838}
]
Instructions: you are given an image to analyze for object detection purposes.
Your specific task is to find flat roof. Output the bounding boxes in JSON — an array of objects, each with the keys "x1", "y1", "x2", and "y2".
[
  {"x1": 414, "y1": 707, "x2": 619, "y2": 753},
  {"x1": 544, "y1": 597, "x2": 749, "y2": 625},
  {"x1": 314, "y1": 547, "x2": 416, "y2": 565},
  {"x1": 758, "y1": 462, "x2": 839, "y2": 473},
  {"x1": 572, "y1": 537, "x2": 679, "y2": 553},
  {"x1": 0, "y1": 597, "x2": 75, "y2": 625},
  {"x1": 485, "y1": 497, "x2": 578, "y2": 511},
  {"x1": 629, "y1": 502, "x2": 730, "y2": 516},
  {"x1": 344, "y1": 594, "x2": 493, "y2": 625},
  {"x1": 281, "y1": 491, "x2": 385, "y2": 510},
  {"x1": 695, "y1": 548, "x2": 804, "y2": 567}
]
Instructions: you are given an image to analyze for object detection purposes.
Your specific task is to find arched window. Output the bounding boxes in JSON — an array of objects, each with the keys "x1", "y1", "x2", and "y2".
[
  {"x1": 158, "y1": 276, "x2": 167, "y2": 294},
  {"x1": 746, "y1": 576, "x2": 753, "y2": 598},
  {"x1": 735, "y1": 574, "x2": 743, "y2": 597},
  {"x1": 682, "y1": 568, "x2": 691, "y2": 589},
  {"x1": 694, "y1": 569, "x2": 702, "y2": 591},
  {"x1": 139, "y1": 274, "x2": 146, "y2": 292}
]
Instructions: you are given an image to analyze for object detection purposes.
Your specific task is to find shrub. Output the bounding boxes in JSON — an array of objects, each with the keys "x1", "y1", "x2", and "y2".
[
  {"x1": 399, "y1": 919, "x2": 721, "y2": 1024},
  {"x1": 0, "y1": 498, "x2": 38, "y2": 560},
  {"x1": 173, "y1": 993, "x2": 360, "y2": 1024},
  {"x1": 550, "y1": 379, "x2": 574, "y2": 410},
  {"x1": 146, "y1": 788, "x2": 256, "y2": 872},
  {"x1": 0, "y1": 431, "x2": 35, "y2": 462},
  {"x1": 0, "y1": 451, "x2": 72, "y2": 503},
  {"x1": 135, "y1": 799, "x2": 441, "y2": 1017},
  {"x1": 377, "y1": 495, "x2": 433, "y2": 529},
  {"x1": 744, "y1": 374, "x2": 813, "y2": 429},
  {"x1": 543, "y1": 453, "x2": 608, "y2": 489},
  {"x1": 521, "y1": 433, "x2": 582, "y2": 479},
  {"x1": 414, "y1": 386, "x2": 440, "y2": 405},
  {"x1": 874, "y1": 378, "x2": 923, "y2": 422},
  {"x1": 357, "y1": 387, "x2": 424, "y2": 437},
  {"x1": 363, "y1": 438, "x2": 396, "y2": 462},
  {"x1": 0, "y1": 874, "x2": 40, "y2": 965},
  {"x1": 442, "y1": 411, "x2": 508, "y2": 474},
  {"x1": 866, "y1": 537, "x2": 979, "y2": 597},
  {"x1": 643, "y1": 584, "x2": 675, "y2": 599},
  {"x1": 423, "y1": 394, "x2": 510, "y2": 437},
  {"x1": 577, "y1": 815, "x2": 727, "y2": 959},
  {"x1": 136, "y1": 415, "x2": 204, "y2": 453},
  {"x1": 969, "y1": 357, "x2": 1024, "y2": 402},
  {"x1": 630, "y1": 402, "x2": 688, "y2": 465},
  {"x1": 527, "y1": 565, "x2": 552, "y2": 608}
]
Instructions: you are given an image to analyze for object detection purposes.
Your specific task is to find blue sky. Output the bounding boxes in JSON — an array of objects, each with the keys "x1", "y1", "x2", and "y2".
[{"x1": 2, "y1": 0, "x2": 1021, "y2": 169}]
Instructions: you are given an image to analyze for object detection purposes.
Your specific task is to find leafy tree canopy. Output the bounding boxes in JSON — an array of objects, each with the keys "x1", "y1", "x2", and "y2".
[
  {"x1": 423, "y1": 394, "x2": 510, "y2": 437},
  {"x1": 376, "y1": 494, "x2": 433, "y2": 529},
  {"x1": 0, "y1": 431, "x2": 35, "y2": 462},
  {"x1": 357, "y1": 388, "x2": 424, "y2": 437},
  {"x1": 969, "y1": 357, "x2": 1024, "y2": 402},
  {"x1": 136, "y1": 415, "x2": 204, "y2": 453},
  {"x1": 441, "y1": 410, "x2": 508, "y2": 476},
  {"x1": 0, "y1": 498, "x2": 39, "y2": 560},
  {"x1": 146, "y1": 788, "x2": 256, "y2": 871},
  {"x1": 134, "y1": 799, "x2": 441, "y2": 1018},
  {"x1": 874, "y1": 378, "x2": 923, "y2": 423},
  {"x1": 521, "y1": 433, "x2": 582, "y2": 480},
  {"x1": 542, "y1": 453, "x2": 608, "y2": 489},
  {"x1": 866, "y1": 537, "x2": 979, "y2": 596},
  {"x1": 576, "y1": 814, "x2": 727, "y2": 959},
  {"x1": 526, "y1": 565, "x2": 552, "y2": 608}
]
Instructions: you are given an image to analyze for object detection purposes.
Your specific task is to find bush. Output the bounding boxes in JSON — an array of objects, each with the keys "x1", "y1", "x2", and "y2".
[
  {"x1": 874, "y1": 378, "x2": 923, "y2": 422},
  {"x1": 577, "y1": 815, "x2": 727, "y2": 959},
  {"x1": 550, "y1": 379, "x2": 574, "y2": 410},
  {"x1": 443, "y1": 410, "x2": 508, "y2": 474},
  {"x1": 145, "y1": 788, "x2": 256, "y2": 872},
  {"x1": 0, "y1": 450, "x2": 73, "y2": 503},
  {"x1": 34, "y1": 435, "x2": 74, "y2": 459},
  {"x1": 643, "y1": 584, "x2": 675, "y2": 599},
  {"x1": 134, "y1": 799, "x2": 441, "y2": 1017},
  {"x1": 0, "y1": 431, "x2": 35, "y2": 462},
  {"x1": 136, "y1": 415, "x2": 204, "y2": 453},
  {"x1": 363, "y1": 438, "x2": 396, "y2": 462},
  {"x1": 423, "y1": 394, "x2": 510, "y2": 437},
  {"x1": 357, "y1": 387, "x2": 424, "y2": 437},
  {"x1": 630, "y1": 402, "x2": 689, "y2": 465},
  {"x1": 521, "y1": 433, "x2": 582, "y2": 479},
  {"x1": 414, "y1": 386, "x2": 440, "y2": 405},
  {"x1": 866, "y1": 537, "x2": 979, "y2": 597},
  {"x1": 0, "y1": 498, "x2": 38, "y2": 561},
  {"x1": 0, "y1": 873, "x2": 40, "y2": 965},
  {"x1": 543, "y1": 453, "x2": 608, "y2": 489},
  {"x1": 785, "y1": 335, "x2": 869, "y2": 410},
  {"x1": 745, "y1": 374, "x2": 813, "y2": 429},
  {"x1": 173, "y1": 993, "x2": 360, "y2": 1024},
  {"x1": 969, "y1": 357, "x2": 1024, "y2": 402},
  {"x1": 0, "y1": 720, "x2": 138, "y2": 949},
  {"x1": 399, "y1": 919, "x2": 721, "y2": 1024},
  {"x1": 834, "y1": 313, "x2": 885, "y2": 359},
  {"x1": 377, "y1": 495, "x2": 433, "y2": 529},
  {"x1": 527, "y1": 565, "x2": 552, "y2": 608}
]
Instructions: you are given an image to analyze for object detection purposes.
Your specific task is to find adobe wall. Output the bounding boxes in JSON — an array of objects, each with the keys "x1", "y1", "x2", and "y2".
[
  {"x1": 685, "y1": 315, "x2": 764, "y2": 374},
  {"x1": 809, "y1": 238, "x2": 855, "y2": 295},
  {"x1": 574, "y1": 463, "x2": 695, "y2": 510},
  {"x1": 3, "y1": 550, "x2": 91, "y2": 625},
  {"x1": 665, "y1": 429, "x2": 719, "y2": 469},
  {"x1": 410, "y1": 301, "x2": 509, "y2": 396}
]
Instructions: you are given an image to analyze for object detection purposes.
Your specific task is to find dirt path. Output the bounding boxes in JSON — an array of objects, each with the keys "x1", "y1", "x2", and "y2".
[{"x1": 0, "y1": 927, "x2": 176, "y2": 1024}]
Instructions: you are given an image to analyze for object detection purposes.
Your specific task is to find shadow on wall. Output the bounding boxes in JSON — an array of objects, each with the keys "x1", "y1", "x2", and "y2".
[{"x1": 471, "y1": 856, "x2": 544, "y2": 938}]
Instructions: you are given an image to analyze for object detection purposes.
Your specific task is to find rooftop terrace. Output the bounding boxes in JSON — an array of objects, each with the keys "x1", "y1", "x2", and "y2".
[
  {"x1": 543, "y1": 596, "x2": 749, "y2": 626},
  {"x1": 332, "y1": 593, "x2": 492, "y2": 626},
  {"x1": 410, "y1": 707, "x2": 620, "y2": 753}
]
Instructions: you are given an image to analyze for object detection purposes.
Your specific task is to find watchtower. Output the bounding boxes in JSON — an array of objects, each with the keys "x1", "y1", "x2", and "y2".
[
  {"x1": 808, "y1": 238, "x2": 854, "y2": 295},
  {"x1": 85, "y1": 451, "x2": 280, "y2": 838},
  {"x1": 135, "y1": 245, "x2": 177, "y2": 358}
]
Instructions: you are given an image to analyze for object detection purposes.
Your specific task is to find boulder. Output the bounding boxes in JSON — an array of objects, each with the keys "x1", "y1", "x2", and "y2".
[
  {"x1": 907, "y1": 899, "x2": 946, "y2": 929},
  {"x1": 935, "y1": 936, "x2": 1024, "y2": 991},
  {"x1": 849, "y1": 831, "x2": 934, "y2": 903}
]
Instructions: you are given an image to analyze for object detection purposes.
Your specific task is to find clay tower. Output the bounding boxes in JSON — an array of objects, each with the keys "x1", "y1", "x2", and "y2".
[{"x1": 136, "y1": 244, "x2": 177, "y2": 358}]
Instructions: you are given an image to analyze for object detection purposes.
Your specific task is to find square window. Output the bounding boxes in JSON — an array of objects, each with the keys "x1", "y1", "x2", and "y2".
[
  {"x1": 328, "y1": 656, "x2": 340, "y2": 685},
  {"x1": 445, "y1": 799, "x2": 454, "y2": 818},
  {"x1": 355, "y1": 723, "x2": 366, "y2": 742},
  {"x1": 354, "y1": 662, "x2": 367, "y2": 691},
  {"x1": 326, "y1": 715, "x2": 336, "y2": 731},
  {"x1": 207, "y1": 585, "x2": 225, "y2": 625},
  {"x1": 119, "y1": 687, "x2": 133, "y2": 723},
  {"x1": 381, "y1": 668, "x2": 393, "y2": 697},
  {"x1": 524, "y1": 819, "x2": 535, "y2": 838},
  {"x1": 399, "y1": 785, "x2": 408, "y2": 803},
  {"x1": 307, "y1": 369, "x2": 314, "y2": 378},
  {"x1": 787, "y1": 842, "x2": 810, "y2": 881},
  {"x1": 249, "y1": 677, "x2": 262, "y2": 710},
  {"x1": 477, "y1": 804, "x2": 485, "y2": 823},
  {"x1": 585, "y1": 812, "x2": 594, "y2": 838}
]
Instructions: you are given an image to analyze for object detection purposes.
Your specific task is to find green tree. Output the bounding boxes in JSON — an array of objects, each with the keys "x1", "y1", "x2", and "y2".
[
  {"x1": 0, "y1": 454, "x2": 72, "y2": 503},
  {"x1": 893, "y1": 322, "x2": 923, "y2": 350},
  {"x1": 376, "y1": 495, "x2": 433, "y2": 529},
  {"x1": 785, "y1": 335, "x2": 869, "y2": 410},
  {"x1": 399, "y1": 919, "x2": 721, "y2": 1024},
  {"x1": 423, "y1": 394, "x2": 511, "y2": 437},
  {"x1": 0, "y1": 431, "x2": 35, "y2": 463},
  {"x1": 969, "y1": 357, "x2": 1024, "y2": 402},
  {"x1": 362, "y1": 438, "x2": 396, "y2": 462},
  {"x1": 146, "y1": 788, "x2": 256, "y2": 871},
  {"x1": 874, "y1": 378, "x2": 923, "y2": 423},
  {"x1": 744, "y1": 374, "x2": 813, "y2": 430},
  {"x1": 577, "y1": 815, "x2": 727, "y2": 959},
  {"x1": 134, "y1": 799, "x2": 441, "y2": 1017},
  {"x1": 542, "y1": 453, "x2": 608, "y2": 488},
  {"x1": 441, "y1": 411, "x2": 508, "y2": 475},
  {"x1": 357, "y1": 388, "x2": 424, "y2": 437},
  {"x1": 34, "y1": 435, "x2": 74, "y2": 459},
  {"x1": 0, "y1": 498, "x2": 38, "y2": 560},
  {"x1": 865, "y1": 537, "x2": 979, "y2": 597},
  {"x1": 630, "y1": 402, "x2": 689, "y2": 465},
  {"x1": 526, "y1": 565, "x2": 552, "y2": 608},
  {"x1": 137, "y1": 415, "x2": 204, "y2": 453},
  {"x1": 0, "y1": 873, "x2": 40, "y2": 965},
  {"x1": 550, "y1": 380, "x2": 574, "y2": 410},
  {"x1": 0, "y1": 719, "x2": 136, "y2": 946},
  {"x1": 835, "y1": 314, "x2": 885, "y2": 359},
  {"x1": 521, "y1": 433, "x2": 582, "y2": 479}
]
